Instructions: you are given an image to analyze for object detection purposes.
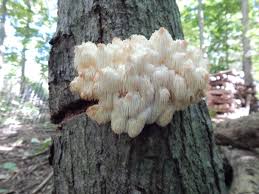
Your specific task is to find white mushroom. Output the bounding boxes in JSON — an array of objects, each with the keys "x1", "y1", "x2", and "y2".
[{"x1": 70, "y1": 27, "x2": 209, "y2": 138}]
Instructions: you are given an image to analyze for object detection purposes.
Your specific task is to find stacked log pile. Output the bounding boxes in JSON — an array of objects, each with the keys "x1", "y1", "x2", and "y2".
[{"x1": 207, "y1": 70, "x2": 257, "y2": 113}]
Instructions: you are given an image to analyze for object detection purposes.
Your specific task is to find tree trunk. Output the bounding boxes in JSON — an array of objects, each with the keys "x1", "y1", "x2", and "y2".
[
  {"x1": 0, "y1": 0, "x2": 7, "y2": 45},
  {"x1": 197, "y1": 0, "x2": 204, "y2": 50},
  {"x1": 0, "y1": 0, "x2": 7, "y2": 67},
  {"x1": 20, "y1": 47, "x2": 26, "y2": 96},
  {"x1": 241, "y1": 0, "x2": 253, "y2": 86},
  {"x1": 49, "y1": 0, "x2": 226, "y2": 193},
  {"x1": 19, "y1": 0, "x2": 31, "y2": 96}
]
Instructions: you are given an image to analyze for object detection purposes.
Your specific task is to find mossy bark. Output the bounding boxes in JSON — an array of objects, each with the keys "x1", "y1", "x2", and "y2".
[{"x1": 49, "y1": 0, "x2": 226, "y2": 193}]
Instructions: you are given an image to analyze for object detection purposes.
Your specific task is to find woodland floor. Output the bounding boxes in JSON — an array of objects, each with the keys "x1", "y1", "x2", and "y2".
[
  {"x1": 0, "y1": 108, "x2": 258, "y2": 194},
  {"x1": 0, "y1": 122, "x2": 55, "y2": 194}
]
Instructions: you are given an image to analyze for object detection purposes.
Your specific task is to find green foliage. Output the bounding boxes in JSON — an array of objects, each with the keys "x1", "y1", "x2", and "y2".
[
  {"x1": 3, "y1": 0, "x2": 56, "y2": 82},
  {"x1": 0, "y1": 1, "x2": 56, "y2": 121},
  {"x1": 4, "y1": 49, "x2": 20, "y2": 66},
  {"x1": 33, "y1": 137, "x2": 52, "y2": 155},
  {"x1": 0, "y1": 79, "x2": 49, "y2": 126},
  {"x1": 31, "y1": 137, "x2": 41, "y2": 144},
  {"x1": 0, "y1": 189, "x2": 9, "y2": 193},
  {"x1": 0, "y1": 162, "x2": 17, "y2": 171},
  {"x1": 180, "y1": 2, "x2": 199, "y2": 47},
  {"x1": 27, "y1": 137, "x2": 52, "y2": 157},
  {"x1": 205, "y1": 0, "x2": 241, "y2": 71},
  {"x1": 34, "y1": 1, "x2": 56, "y2": 80},
  {"x1": 249, "y1": 2, "x2": 259, "y2": 81},
  {"x1": 24, "y1": 77, "x2": 48, "y2": 100},
  {"x1": 35, "y1": 33, "x2": 53, "y2": 80},
  {"x1": 208, "y1": 108, "x2": 217, "y2": 118},
  {"x1": 179, "y1": 0, "x2": 259, "y2": 76}
]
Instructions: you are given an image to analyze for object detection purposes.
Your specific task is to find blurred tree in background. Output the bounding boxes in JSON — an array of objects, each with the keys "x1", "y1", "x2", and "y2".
[
  {"x1": 179, "y1": 0, "x2": 259, "y2": 79},
  {"x1": 241, "y1": 0, "x2": 253, "y2": 86},
  {"x1": 0, "y1": 0, "x2": 56, "y2": 125},
  {"x1": 0, "y1": 0, "x2": 258, "y2": 126},
  {"x1": 0, "y1": 0, "x2": 7, "y2": 66},
  {"x1": 3, "y1": 0, "x2": 56, "y2": 88}
]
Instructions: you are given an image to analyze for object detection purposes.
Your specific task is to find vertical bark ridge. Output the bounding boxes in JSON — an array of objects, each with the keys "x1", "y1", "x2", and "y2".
[{"x1": 198, "y1": 102, "x2": 225, "y2": 192}]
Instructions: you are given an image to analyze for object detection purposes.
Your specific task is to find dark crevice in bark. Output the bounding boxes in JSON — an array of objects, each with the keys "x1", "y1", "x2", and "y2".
[
  {"x1": 174, "y1": 159, "x2": 185, "y2": 194},
  {"x1": 48, "y1": 142, "x2": 54, "y2": 166},
  {"x1": 101, "y1": 179, "x2": 107, "y2": 194},
  {"x1": 222, "y1": 156, "x2": 233, "y2": 189},
  {"x1": 49, "y1": 32, "x2": 72, "y2": 47},
  {"x1": 68, "y1": 133, "x2": 76, "y2": 194},
  {"x1": 50, "y1": 99, "x2": 96, "y2": 124},
  {"x1": 135, "y1": 185, "x2": 147, "y2": 193},
  {"x1": 94, "y1": 3, "x2": 104, "y2": 43},
  {"x1": 120, "y1": 0, "x2": 129, "y2": 33},
  {"x1": 125, "y1": 143, "x2": 133, "y2": 193},
  {"x1": 57, "y1": 137, "x2": 63, "y2": 166}
]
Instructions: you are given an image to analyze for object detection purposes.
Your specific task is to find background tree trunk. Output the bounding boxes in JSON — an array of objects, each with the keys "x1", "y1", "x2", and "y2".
[
  {"x1": 241, "y1": 0, "x2": 257, "y2": 113},
  {"x1": 0, "y1": 0, "x2": 7, "y2": 67},
  {"x1": 241, "y1": 0, "x2": 253, "y2": 86},
  {"x1": 49, "y1": 0, "x2": 226, "y2": 193},
  {"x1": 19, "y1": 0, "x2": 31, "y2": 96},
  {"x1": 0, "y1": 0, "x2": 7, "y2": 46},
  {"x1": 197, "y1": 0, "x2": 204, "y2": 50},
  {"x1": 20, "y1": 47, "x2": 26, "y2": 96}
]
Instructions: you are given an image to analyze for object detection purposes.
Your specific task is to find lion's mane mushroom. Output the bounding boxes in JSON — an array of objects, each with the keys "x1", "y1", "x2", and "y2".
[{"x1": 70, "y1": 27, "x2": 209, "y2": 138}]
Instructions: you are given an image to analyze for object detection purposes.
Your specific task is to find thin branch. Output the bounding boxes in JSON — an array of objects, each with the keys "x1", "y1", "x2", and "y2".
[{"x1": 31, "y1": 171, "x2": 53, "y2": 194}]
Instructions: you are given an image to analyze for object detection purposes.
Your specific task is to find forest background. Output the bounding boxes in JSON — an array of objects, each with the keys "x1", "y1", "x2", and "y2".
[
  {"x1": 0, "y1": 0, "x2": 258, "y2": 126},
  {"x1": 0, "y1": 0, "x2": 258, "y2": 193}
]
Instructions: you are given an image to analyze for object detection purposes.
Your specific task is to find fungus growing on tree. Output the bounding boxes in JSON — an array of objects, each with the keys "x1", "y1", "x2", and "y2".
[{"x1": 70, "y1": 27, "x2": 209, "y2": 138}]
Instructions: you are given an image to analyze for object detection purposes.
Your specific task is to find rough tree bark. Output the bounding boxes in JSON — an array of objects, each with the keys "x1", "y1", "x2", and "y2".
[{"x1": 49, "y1": 0, "x2": 226, "y2": 193}]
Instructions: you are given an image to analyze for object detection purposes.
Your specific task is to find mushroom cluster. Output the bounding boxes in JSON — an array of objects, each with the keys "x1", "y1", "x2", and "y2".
[{"x1": 70, "y1": 27, "x2": 209, "y2": 138}]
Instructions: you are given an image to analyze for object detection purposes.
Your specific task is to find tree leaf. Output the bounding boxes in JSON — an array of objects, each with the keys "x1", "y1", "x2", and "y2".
[
  {"x1": 0, "y1": 189, "x2": 9, "y2": 193},
  {"x1": 31, "y1": 138, "x2": 40, "y2": 144},
  {"x1": 0, "y1": 162, "x2": 17, "y2": 171}
]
